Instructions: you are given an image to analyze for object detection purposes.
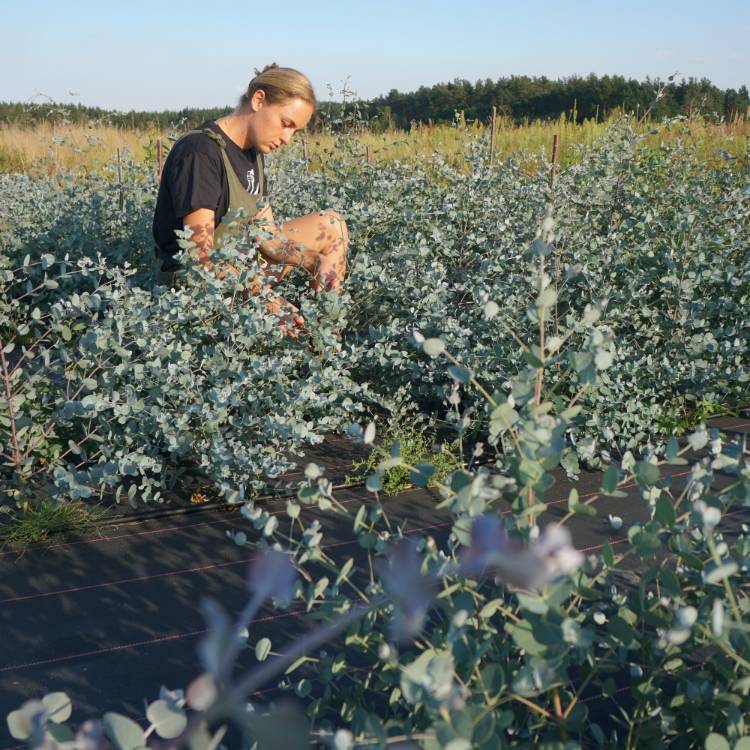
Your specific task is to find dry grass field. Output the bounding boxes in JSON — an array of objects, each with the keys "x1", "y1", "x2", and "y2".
[{"x1": 1, "y1": 111, "x2": 748, "y2": 176}]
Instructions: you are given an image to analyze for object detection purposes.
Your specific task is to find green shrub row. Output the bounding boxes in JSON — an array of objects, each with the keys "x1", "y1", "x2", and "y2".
[
  {"x1": 6, "y1": 238, "x2": 750, "y2": 748},
  {"x1": 0, "y1": 120, "x2": 747, "y2": 509}
]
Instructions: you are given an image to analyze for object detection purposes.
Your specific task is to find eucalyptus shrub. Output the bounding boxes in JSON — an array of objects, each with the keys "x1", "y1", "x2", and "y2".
[
  {"x1": 1, "y1": 119, "x2": 748, "y2": 508},
  {"x1": 7, "y1": 228, "x2": 750, "y2": 750},
  {"x1": 0, "y1": 231, "x2": 376, "y2": 506},
  {"x1": 271, "y1": 121, "x2": 749, "y2": 455}
]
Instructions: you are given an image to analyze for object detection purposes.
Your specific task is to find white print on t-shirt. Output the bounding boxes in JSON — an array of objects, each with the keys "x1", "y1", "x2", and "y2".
[{"x1": 246, "y1": 169, "x2": 258, "y2": 194}]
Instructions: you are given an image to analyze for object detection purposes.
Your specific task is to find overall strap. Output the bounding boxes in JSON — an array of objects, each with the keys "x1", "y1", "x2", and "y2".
[
  {"x1": 196, "y1": 127, "x2": 227, "y2": 150},
  {"x1": 176, "y1": 128, "x2": 237, "y2": 182},
  {"x1": 179, "y1": 127, "x2": 264, "y2": 198},
  {"x1": 256, "y1": 150, "x2": 265, "y2": 194},
  {"x1": 183, "y1": 128, "x2": 264, "y2": 244},
  {"x1": 177, "y1": 127, "x2": 224, "y2": 145}
]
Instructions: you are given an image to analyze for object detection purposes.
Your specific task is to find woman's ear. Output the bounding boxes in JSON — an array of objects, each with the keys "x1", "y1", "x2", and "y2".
[{"x1": 250, "y1": 89, "x2": 267, "y2": 111}]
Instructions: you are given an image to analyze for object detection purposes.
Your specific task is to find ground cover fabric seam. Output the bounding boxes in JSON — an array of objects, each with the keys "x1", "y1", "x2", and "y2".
[{"x1": 1, "y1": 471, "x2": 696, "y2": 600}]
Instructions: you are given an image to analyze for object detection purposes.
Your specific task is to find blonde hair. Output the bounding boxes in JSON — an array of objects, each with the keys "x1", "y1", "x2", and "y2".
[{"x1": 240, "y1": 64, "x2": 317, "y2": 109}]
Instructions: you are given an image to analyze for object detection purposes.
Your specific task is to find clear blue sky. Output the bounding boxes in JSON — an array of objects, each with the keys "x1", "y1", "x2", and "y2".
[{"x1": 3, "y1": 0, "x2": 748, "y2": 111}]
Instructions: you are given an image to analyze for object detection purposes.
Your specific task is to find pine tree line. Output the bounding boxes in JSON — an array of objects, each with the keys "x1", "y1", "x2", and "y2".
[
  {"x1": 1, "y1": 74, "x2": 747, "y2": 131},
  {"x1": 356, "y1": 74, "x2": 750, "y2": 131}
]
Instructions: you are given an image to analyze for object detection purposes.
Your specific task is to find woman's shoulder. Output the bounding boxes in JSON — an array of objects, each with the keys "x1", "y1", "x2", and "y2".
[{"x1": 168, "y1": 122, "x2": 224, "y2": 162}]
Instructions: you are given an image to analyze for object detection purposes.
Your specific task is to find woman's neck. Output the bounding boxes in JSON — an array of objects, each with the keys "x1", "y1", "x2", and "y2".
[{"x1": 215, "y1": 113, "x2": 252, "y2": 150}]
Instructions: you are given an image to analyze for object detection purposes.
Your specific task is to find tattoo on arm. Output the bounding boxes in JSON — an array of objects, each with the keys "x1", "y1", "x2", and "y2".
[
  {"x1": 254, "y1": 232, "x2": 316, "y2": 274},
  {"x1": 187, "y1": 221, "x2": 215, "y2": 267}
]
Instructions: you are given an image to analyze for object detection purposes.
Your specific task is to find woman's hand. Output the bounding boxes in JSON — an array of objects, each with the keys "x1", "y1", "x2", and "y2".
[
  {"x1": 311, "y1": 252, "x2": 340, "y2": 292},
  {"x1": 262, "y1": 295, "x2": 307, "y2": 338}
]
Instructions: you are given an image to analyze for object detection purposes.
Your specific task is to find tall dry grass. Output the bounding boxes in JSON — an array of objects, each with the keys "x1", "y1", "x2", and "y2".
[
  {"x1": 0, "y1": 122, "x2": 155, "y2": 175},
  {"x1": 304, "y1": 113, "x2": 749, "y2": 172},
  {"x1": 300, "y1": 113, "x2": 611, "y2": 174},
  {"x1": 1, "y1": 112, "x2": 747, "y2": 177}
]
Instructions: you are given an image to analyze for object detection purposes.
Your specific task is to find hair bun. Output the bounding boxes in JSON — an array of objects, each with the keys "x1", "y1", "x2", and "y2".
[
  {"x1": 240, "y1": 65, "x2": 316, "y2": 109},
  {"x1": 253, "y1": 63, "x2": 279, "y2": 76}
]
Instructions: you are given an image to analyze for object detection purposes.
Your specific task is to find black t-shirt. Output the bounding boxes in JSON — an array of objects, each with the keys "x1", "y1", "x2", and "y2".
[{"x1": 152, "y1": 121, "x2": 267, "y2": 267}]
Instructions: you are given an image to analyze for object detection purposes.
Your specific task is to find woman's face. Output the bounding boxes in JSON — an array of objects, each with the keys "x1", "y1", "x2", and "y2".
[{"x1": 248, "y1": 90, "x2": 314, "y2": 153}]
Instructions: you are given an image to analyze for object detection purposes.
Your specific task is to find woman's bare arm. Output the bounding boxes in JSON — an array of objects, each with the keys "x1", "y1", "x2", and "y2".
[
  {"x1": 183, "y1": 205, "x2": 322, "y2": 277},
  {"x1": 182, "y1": 208, "x2": 216, "y2": 268},
  {"x1": 252, "y1": 203, "x2": 322, "y2": 275}
]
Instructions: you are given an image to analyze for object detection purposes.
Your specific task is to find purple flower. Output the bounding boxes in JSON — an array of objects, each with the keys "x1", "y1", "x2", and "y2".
[
  {"x1": 247, "y1": 548, "x2": 297, "y2": 604},
  {"x1": 460, "y1": 515, "x2": 583, "y2": 591},
  {"x1": 528, "y1": 525, "x2": 584, "y2": 589},
  {"x1": 459, "y1": 514, "x2": 509, "y2": 576},
  {"x1": 377, "y1": 538, "x2": 437, "y2": 642}
]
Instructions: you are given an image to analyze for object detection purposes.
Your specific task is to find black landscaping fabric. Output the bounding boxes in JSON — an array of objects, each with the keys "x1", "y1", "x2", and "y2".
[
  {"x1": 120, "y1": 434, "x2": 372, "y2": 518},
  {"x1": 1, "y1": 418, "x2": 749, "y2": 749}
]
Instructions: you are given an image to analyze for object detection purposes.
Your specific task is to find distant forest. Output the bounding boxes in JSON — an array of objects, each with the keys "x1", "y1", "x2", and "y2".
[{"x1": 1, "y1": 74, "x2": 748, "y2": 131}]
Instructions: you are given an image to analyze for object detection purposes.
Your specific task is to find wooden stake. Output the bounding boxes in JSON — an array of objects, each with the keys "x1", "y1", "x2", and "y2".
[
  {"x1": 302, "y1": 137, "x2": 309, "y2": 170},
  {"x1": 116, "y1": 148, "x2": 124, "y2": 211},
  {"x1": 156, "y1": 137, "x2": 163, "y2": 179},
  {"x1": 489, "y1": 105, "x2": 497, "y2": 166},
  {"x1": 366, "y1": 144, "x2": 371, "y2": 164},
  {"x1": 550, "y1": 133, "x2": 560, "y2": 184}
]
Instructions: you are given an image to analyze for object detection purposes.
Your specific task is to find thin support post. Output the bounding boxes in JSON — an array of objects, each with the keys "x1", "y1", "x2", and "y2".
[
  {"x1": 156, "y1": 137, "x2": 163, "y2": 179},
  {"x1": 116, "y1": 148, "x2": 124, "y2": 211},
  {"x1": 489, "y1": 105, "x2": 497, "y2": 166},
  {"x1": 550, "y1": 133, "x2": 560, "y2": 184},
  {"x1": 366, "y1": 144, "x2": 371, "y2": 164}
]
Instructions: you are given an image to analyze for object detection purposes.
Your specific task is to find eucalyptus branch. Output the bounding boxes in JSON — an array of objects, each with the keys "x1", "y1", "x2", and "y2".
[
  {"x1": 0, "y1": 344, "x2": 22, "y2": 475},
  {"x1": 217, "y1": 590, "x2": 265, "y2": 682},
  {"x1": 442, "y1": 349, "x2": 497, "y2": 408},
  {"x1": 22, "y1": 353, "x2": 116, "y2": 461},
  {"x1": 562, "y1": 646, "x2": 616, "y2": 719},
  {"x1": 699, "y1": 626, "x2": 750, "y2": 672},
  {"x1": 15, "y1": 266, "x2": 110, "y2": 303},
  {"x1": 705, "y1": 531, "x2": 743, "y2": 625},
  {"x1": 534, "y1": 254, "x2": 546, "y2": 407},
  {"x1": 162, "y1": 599, "x2": 383, "y2": 750},
  {"x1": 8, "y1": 323, "x2": 55, "y2": 377}
]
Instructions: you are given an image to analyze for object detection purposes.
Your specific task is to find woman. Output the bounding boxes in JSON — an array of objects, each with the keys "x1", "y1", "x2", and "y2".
[{"x1": 152, "y1": 64, "x2": 348, "y2": 327}]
